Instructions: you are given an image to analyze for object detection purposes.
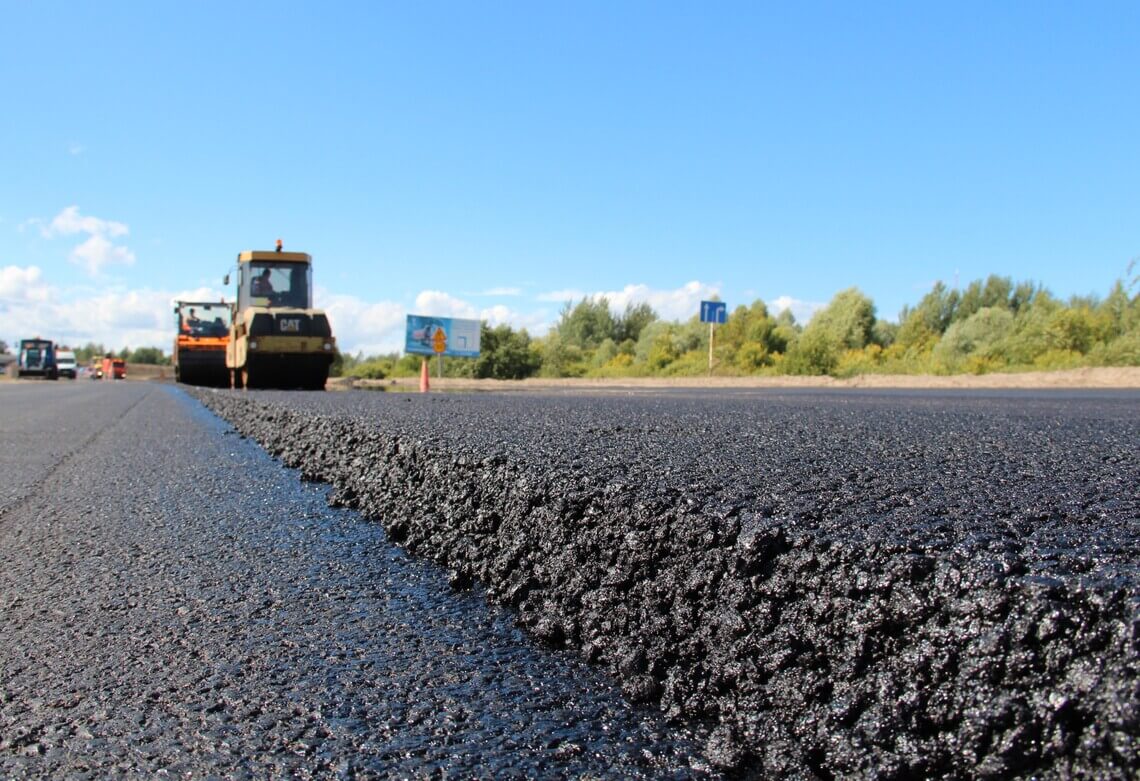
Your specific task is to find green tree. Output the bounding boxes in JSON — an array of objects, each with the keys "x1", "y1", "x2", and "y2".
[
  {"x1": 393, "y1": 352, "x2": 427, "y2": 376},
  {"x1": 718, "y1": 299, "x2": 784, "y2": 372},
  {"x1": 1098, "y1": 280, "x2": 1137, "y2": 341},
  {"x1": 773, "y1": 309, "x2": 800, "y2": 350},
  {"x1": 538, "y1": 331, "x2": 586, "y2": 377},
  {"x1": 785, "y1": 327, "x2": 838, "y2": 375},
  {"x1": 634, "y1": 321, "x2": 681, "y2": 372},
  {"x1": 128, "y1": 346, "x2": 168, "y2": 365},
  {"x1": 954, "y1": 275, "x2": 1014, "y2": 323},
  {"x1": 330, "y1": 349, "x2": 353, "y2": 378},
  {"x1": 338, "y1": 351, "x2": 398, "y2": 379},
  {"x1": 871, "y1": 319, "x2": 898, "y2": 348},
  {"x1": 590, "y1": 338, "x2": 619, "y2": 369},
  {"x1": 933, "y1": 306, "x2": 1015, "y2": 371},
  {"x1": 474, "y1": 323, "x2": 542, "y2": 379},
  {"x1": 896, "y1": 282, "x2": 959, "y2": 350},
  {"x1": 555, "y1": 297, "x2": 617, "y2": 350},
  {"x1": 1089, "y1": 330, "x2": 1140, "y2": 366},
  {"x1": 783, "y1": 288, "x2": 877, "y2": 375},
  {"x1": 614, "y1": 302, "x2": 657, "y2": 343},
  {"x1": 1045, "y1": 307, "x2": 1096, "y2": 354},
  {"x1": 914, "y1": 281, "x2": 959, "y2": 330},
  {"x1": 1009, "y1": 280, "x2": 1041, "y2": 314},
  {"x1": 74, "y1": 343, "x2": 106, "y2": 365},
  {"x1": 805, "y1": 287, "x2": 877, "y2": 350},
  {"x1": 995, "y1": 291, "x2": 1061, "y2": 366}
]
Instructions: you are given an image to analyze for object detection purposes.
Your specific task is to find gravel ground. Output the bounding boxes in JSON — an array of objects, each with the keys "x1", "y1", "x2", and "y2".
[
  {"x1": 0, "y1": 383, "x2": 716, "y2": 779},
  {"x1": 191, "y1": 386, "x2": 1140, "y2": 779}
]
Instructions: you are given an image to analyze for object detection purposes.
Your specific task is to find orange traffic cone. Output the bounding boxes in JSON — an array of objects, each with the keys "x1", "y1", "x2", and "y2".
[{"x1": 419, "y1": 358, "x2": 430, "y2": 393}]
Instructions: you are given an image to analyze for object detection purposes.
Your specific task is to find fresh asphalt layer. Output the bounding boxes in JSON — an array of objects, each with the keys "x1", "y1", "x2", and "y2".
[
  {"x1": 191, "y1": 384, "x2": 1139, "y2": 780},
  {"x1": 0, "y1": 382, "x2": 714, "y2": 779}
]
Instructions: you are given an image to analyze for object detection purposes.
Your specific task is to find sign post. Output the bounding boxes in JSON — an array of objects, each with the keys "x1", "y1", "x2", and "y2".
[
  {"x1": 699, "y1": 300, "x2": 727, "y2": 374},
  {"x1": 432, "y1": 326, "x2": 447, "y2": 379}
]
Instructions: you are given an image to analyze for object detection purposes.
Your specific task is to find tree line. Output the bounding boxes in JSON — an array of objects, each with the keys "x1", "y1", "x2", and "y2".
[
  {"x1": 336, "y1": 267, "x2": 1140, "y2": 381},
  {"x1": 5, "y1": 268, "x2": 1136, "y2": 380}
]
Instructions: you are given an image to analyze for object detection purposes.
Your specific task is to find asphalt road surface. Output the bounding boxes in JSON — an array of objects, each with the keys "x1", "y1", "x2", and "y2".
[
  {"x1": 3, "y1": 381, "x2": 1138, "y2": 779},
  {"x1": 192, "y1": 384, "x2": 1139, "y2": 780},
  {"x1": 0, "y1": 382, "x2": 714, "y2": 779}
]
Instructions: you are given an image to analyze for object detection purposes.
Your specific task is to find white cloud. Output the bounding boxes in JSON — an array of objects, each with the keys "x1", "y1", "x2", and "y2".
[
  {"x1": 474, "y1": 286, "x2": 523, "y2": 297},
  {"x1": 171, "y1": 286, "x2": 228, "y2": 305},
  {"x1": 1, "y1": 272, "x2": 235, "y2": 354},
  {"x1": 479, "y1": 304, "x2": 515, "y2": 326},
  {"x1": 0, "y1": 265, "x2": 52, "y2": 303},
  {"x1": 478, "y1": 304, "x2": 551, "y2": 335},
  {"x1": 0, "y1": 280, "x2": 173, "y2": 353},
  {"x1": 413, "y1": 289, "x2": 478, "y2": 318},
  {"x1": 71, "y1": 234, "x2": 137, "y2": 275},
  {"x1": 40, "y1": 206, "x2": 135, "y2": 276},
  {"x1": 45, "y1": 206, "x2": 128, "y2": 239},
  {"x1": 320, "y1": 289, "x2": 408, "y2": 357},
  {"x1": 768, "y1": 294, "x2": 826, "y2": 324},
  {"x1": 536, "y1": 288, "x2": 586, "y2": 303},
  {"x1": 536, "y1": 280, "x2": 721, "y2": 323}
]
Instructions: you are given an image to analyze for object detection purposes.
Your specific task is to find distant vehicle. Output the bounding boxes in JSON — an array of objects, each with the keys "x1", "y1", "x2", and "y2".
[
  {"x1": 17, "y1": 338, "x2": 58, "y2": 380},
  {"x1": 225, "y1": 242, "x2": 336, "y2": 390},
  {"x1": 56, "y1": 349, "x2": 78, "y2": 379},
  {"x1": 172, "y1": 300, "x2": 231, "y2": 387},
  {"x1": 101, "y1": 356, "x2": 126, "y2": 380}
]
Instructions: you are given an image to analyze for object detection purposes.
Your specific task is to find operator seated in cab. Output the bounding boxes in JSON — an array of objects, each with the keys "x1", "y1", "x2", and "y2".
[
  {"x1": 182, "y1": 308, "x2": 202, "y2": 334},
  {"x1": 250, "y1": 264, "x2": 307, "y2": 307},
  {"x1": 251, "y1": 267, "x2": 275, "y2": 297}
]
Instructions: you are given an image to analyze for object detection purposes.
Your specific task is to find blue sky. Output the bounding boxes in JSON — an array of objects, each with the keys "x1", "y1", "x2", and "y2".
[{"x1": 2, "y1": 1, "x2": 1137, "y2": 356}]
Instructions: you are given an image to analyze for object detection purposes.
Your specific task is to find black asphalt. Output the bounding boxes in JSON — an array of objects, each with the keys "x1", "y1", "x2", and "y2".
[
  {"x1": 0, "y1": 382, "x2": 714, "y2": 779},
  {"x1": 191, "y1": 385, "x2": 1140, "y2": 780}
]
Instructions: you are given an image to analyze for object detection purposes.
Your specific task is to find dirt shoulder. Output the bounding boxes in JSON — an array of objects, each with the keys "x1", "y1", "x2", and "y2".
[{"x1": 335, "y1": 366, "x2": 1140, "y2": 392}]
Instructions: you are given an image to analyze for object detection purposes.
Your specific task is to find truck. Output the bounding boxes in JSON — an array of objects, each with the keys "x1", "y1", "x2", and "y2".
[
  {"x1": 17, "y1": 338, "x2": 58, "y2": 379},
  {"x1": 172, "y1": 300, "x2": 231, "y2": 387},
  {"x1": 102, "y1": 356, "x2": 126, "y2": 380},
  {"x1": 225, "y1": 243, "x2": 335, "y2": 390},
  {"x1": 56, "y1": 349, "x2": 78, "y2": 379}
]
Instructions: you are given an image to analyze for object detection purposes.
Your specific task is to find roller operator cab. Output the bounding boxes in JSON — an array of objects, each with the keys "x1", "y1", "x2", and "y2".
[
  {"x1": 173, "y1": 300, "x2": 231, "y2": 387},
  {"x1": 226, "y1": 246, "x2": 336, "y2": 390}
]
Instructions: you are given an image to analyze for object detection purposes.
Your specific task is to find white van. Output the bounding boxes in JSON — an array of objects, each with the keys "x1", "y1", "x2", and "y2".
[{"x1": 56, "y1": 350, "x2": 78, "y2": 379}]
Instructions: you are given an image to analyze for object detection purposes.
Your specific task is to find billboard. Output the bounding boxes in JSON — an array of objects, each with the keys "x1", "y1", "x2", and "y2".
[{"x1": 405, "y1": 315, "x2": 481, "y2": 358}]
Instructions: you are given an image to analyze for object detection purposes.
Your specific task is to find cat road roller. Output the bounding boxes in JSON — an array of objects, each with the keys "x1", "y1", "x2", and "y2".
[{"x1": 226, "y1": 243, "x2": 336, "y2": 390}]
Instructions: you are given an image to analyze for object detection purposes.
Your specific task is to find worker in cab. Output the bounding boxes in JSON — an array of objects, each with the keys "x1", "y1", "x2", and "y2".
[
  {"x1": 181, "y1": 308, "x2": 201, "y2": 333},
  {"x1": 251, "y1": 268, "x2": 274, "y2": 296}
]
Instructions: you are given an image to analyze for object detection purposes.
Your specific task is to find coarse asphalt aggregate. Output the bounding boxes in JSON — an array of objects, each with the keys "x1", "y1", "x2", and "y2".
[{"x1": 187, "y1": 384, "x2": 1139, "y2": 779}]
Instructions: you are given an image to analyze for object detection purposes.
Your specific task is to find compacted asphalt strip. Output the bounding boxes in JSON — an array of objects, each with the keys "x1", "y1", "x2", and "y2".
[
  {"x1": 189, "y1": 384, "x2": 1139, "y2": 780},
  {"x1": 0, "y1": 382, "x2": 716, "y2": 779}
]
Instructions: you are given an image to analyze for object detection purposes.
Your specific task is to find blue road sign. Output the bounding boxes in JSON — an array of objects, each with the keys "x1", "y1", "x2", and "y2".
[{"x1": 700, "y1": 300, "x2": 727, "y2": 324}]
